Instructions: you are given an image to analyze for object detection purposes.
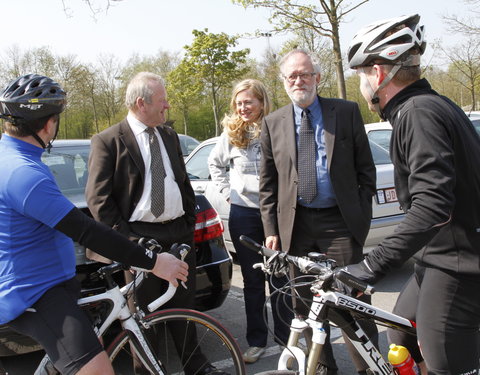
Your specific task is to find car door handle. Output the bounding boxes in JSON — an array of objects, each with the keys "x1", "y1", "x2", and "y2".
[{"x1": 194, "y1": 187, "x2": 205, "y2": 194}]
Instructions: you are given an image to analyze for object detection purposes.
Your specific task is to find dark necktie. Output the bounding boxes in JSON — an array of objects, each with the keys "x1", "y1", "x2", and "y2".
[
  {"x1": 145, "y1": 127, "x2": 166, "y2": 217},
  {"x1": 297, "y1": 109, "x2": 317, "y2": 203}
]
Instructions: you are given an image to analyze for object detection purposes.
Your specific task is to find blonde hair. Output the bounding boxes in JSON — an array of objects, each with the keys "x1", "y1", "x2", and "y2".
[{"x1": 222, "y1": 79, "x2": 271, "y2": 149}]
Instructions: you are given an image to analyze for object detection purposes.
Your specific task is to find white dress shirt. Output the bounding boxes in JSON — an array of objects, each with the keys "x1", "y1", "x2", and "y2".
[{"x1": 127, "y1": 113, "x2": 184, "y2": 223}]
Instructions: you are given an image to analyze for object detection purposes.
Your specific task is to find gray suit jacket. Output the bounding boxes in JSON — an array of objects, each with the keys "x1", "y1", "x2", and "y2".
[
  {"x1": 259, "y1": 96, "x2": 376, "y2": 251},
  {"x1": 86, "y1": 119, "x2": 196, "y2": 237}
]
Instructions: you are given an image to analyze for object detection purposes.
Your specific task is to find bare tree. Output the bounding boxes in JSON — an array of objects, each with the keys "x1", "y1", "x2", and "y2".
[
  {"x1": 443, "y1": 0, "x2": 480, "y2": 35},
  {"x1": 438, "y1": 37, "x2": 480, "y2": 110},
  {"x1": 96, "y1": 54, "x2": 124, "y2": 127},
  {"x1": 61, "y1": 0, "x2": 123, "y2": 19},
  {"x1": 232, "y1": 0, "x2": 369, "y2": 99}
]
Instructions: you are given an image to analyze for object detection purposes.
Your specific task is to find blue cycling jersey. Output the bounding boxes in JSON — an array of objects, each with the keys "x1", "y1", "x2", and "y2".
[{"x1": 0, "y1": 135, "x2": 75, "y2": 324}]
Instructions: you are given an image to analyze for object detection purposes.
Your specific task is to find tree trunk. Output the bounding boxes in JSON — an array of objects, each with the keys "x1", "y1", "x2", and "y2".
[
  {"x1": 211, "y1": 86, "x2": 220, "y2": 136},
  {"x1": 330, "y1": 13, "x2": 347, "y2": 99}
]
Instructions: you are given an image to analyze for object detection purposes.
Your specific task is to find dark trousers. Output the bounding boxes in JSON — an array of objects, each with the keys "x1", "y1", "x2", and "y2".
[
  {"x1": 127, "y1": 216, "x2": 208, "y2": 375},
  {"x1": 290, "y1": 205, "x2": 378, "y2": 372},
  {"x1": 229, "y1": 204, "x2": 293, "y2": 347},
  {"x1": 388, "y1": 264, "x2": 480, "y2": 374}
]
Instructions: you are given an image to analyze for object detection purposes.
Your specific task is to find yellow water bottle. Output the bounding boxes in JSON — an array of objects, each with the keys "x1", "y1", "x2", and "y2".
[{"x1": 388, "y1": 344, "x2": 420, "y2": 375}]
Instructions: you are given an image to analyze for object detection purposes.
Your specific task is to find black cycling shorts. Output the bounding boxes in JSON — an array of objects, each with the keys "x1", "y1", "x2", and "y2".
[
  {"x1": 388, "y1": 264, "x2": 480, "y2": 374},
  {"x1": 9, "y1": 277, "x2": 103, "y2": 375}
]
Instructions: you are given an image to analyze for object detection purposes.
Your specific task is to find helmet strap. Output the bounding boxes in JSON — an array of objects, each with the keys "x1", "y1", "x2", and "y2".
[
  {"x1": 369, "y1": 64, "x2": 402, "y2": 119},
  {"x1": 30, "y1": 130, "x2": 48, "y2": 150},
  {"x1": 45, "y1": 117, "x2": 60, "y2": 153}
]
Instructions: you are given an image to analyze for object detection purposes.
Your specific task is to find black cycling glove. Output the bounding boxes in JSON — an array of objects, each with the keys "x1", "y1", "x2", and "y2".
[{"x1": 334, "y1": 259, "x2": 383, "y2": 296}]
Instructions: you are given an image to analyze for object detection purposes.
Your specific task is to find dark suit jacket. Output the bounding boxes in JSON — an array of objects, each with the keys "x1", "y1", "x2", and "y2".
[
  {"x1": 259, "y1": 96, "x2": 376, "y2": 251},
  {"x1": 86, "y1": 119, "x2": 196, "y2": 237}
]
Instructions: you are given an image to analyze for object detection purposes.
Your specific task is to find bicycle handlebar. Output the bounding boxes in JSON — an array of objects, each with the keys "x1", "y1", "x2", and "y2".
[
  {"x1": 146, "y1": 243, "x2": 190, "y2": 312},
  {"x1": 239, "y1": 235, "x2": 374, "y2": 295},
  {"x1": 97, "y1": 241, "x2": 191, "y2": 312}
]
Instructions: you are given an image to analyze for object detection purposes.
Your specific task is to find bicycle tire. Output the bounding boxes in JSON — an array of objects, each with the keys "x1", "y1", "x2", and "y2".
[{"x1": 107, "y1": 308, "x2": 245, "y2": 375}]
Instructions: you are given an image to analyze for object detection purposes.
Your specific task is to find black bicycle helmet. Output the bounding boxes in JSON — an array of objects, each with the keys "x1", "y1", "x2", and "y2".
[
  {"x1": 347, "y1": 14, "x2": 426, "y2": 69},
  {"x1": 0, "y1": 74, "x2": 66, "y2": 124}
]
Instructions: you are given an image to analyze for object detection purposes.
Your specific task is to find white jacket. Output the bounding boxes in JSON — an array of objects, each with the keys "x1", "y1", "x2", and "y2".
[{"x1": 208, "y1": 132, "x2": 261, "y2": 208}]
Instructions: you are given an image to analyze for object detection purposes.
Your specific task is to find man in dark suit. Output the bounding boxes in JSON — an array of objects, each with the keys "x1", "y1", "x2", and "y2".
[
  {"x1": 259, "y1": 50, "x2": 377, "y2": 375},
  {"x1": 86, "y1": 72, "x2": 222, "y2": 375}
]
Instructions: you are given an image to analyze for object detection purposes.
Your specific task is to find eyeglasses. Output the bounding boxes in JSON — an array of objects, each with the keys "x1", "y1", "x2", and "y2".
[{"x1": 283, "y1": 72, "x2": 316, "y2": 83}]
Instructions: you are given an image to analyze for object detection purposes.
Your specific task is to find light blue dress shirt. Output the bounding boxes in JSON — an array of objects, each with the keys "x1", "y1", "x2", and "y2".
[{"x1": 293, "y1": 97, "x2": 337, "y2": 208}]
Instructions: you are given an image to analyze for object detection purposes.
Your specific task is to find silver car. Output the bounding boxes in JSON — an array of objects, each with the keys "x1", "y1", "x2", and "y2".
[
  {"x1": 185, "y1": 137, "x2": 404, "y2": 253},
  {"x1": 364, "y1": 111, "x2": 480, "y2": 153}
]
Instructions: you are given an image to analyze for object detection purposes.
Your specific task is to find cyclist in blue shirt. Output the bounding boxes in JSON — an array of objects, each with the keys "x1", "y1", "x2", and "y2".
[{"x1": 0, "y1": 74, "x2": 189, "y2": 375}]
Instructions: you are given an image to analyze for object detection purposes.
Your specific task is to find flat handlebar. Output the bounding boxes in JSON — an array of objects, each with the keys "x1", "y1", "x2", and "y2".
[{"x1": 239, "y1": 235, "x2": 374, "y2": 295}]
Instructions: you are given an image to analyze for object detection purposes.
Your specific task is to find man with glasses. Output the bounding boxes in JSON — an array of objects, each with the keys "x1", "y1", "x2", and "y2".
[{"x1": 259, "y1": 49, "x2": 377, "y2": 375}]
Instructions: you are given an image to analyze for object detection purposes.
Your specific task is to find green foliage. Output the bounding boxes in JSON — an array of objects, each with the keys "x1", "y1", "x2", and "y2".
[{"x1": 181, "y1": 28, "x2": 250, "y2": 135}]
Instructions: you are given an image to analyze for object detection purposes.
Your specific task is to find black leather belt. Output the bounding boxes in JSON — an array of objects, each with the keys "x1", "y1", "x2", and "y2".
[{"x1": 297, "y1": 205, "x2": 338, "y2": 212}]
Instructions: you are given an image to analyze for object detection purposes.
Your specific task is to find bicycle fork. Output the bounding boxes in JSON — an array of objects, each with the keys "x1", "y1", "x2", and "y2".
[
  {"x1": 278, "y1": 316, "x2": 327, "y2": 375},
  {"x1": 119, "y1": 305, "x2": 166, "y2": 374}
]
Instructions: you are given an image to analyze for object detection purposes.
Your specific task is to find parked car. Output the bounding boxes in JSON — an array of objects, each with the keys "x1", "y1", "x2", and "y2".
[
  {"x1": 466, "y1": 111, "x2": 480, "y2": 135},
  {"x1": 0, "y1": 139, "x2": 232, "y2": 357},
  {"x1": 178, "y1": 134, "x2": 200, "y2": 158},
  {"x1": 185, "y1": 137, "x2": 405, "y2": 253},
  {"x1": 364, "y1": 110, "x2": 480, "y2": 152},
  {"x1": 364, "y1": 121, "x2": 392, "y2": 151}
]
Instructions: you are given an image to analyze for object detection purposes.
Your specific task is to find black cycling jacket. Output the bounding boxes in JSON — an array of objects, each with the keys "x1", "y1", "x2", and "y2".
[
  {"x1": 55, "y1": 207, "x2": 157, "y2": 270},
  {"x1": 367, "y1": 79, "x2": 480, "y2": 276}
]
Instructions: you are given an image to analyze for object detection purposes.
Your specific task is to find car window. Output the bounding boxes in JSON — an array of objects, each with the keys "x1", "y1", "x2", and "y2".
[
  {"x1": 369, "y1": 140, "x2": 391, "y2": 165},
  {"x1": 367, "y1": 129, "x2": 391, "y2": 151},
  {"x1": 179, "y1": 135, "x2": 200, "y2": 157},
  {"x1": 185, "y1": 143, "x2": 216, "y2": 180},
  {"x1": 42, "y1": 146, "x2": 90, "y2": 199}
]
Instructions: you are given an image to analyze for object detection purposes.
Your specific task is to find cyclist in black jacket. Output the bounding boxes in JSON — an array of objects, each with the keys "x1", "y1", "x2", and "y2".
[
  {"x1": 0, "y1": 74, "x2": 188, "y2": 375},
  {"x1": 340, "y1": 14, "x2": 480, "y2": 375}
]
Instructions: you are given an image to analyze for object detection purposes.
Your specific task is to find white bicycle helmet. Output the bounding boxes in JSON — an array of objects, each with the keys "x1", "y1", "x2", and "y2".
[{"x1": 347, "y1": 14, "x2": 426, "y2": 69}]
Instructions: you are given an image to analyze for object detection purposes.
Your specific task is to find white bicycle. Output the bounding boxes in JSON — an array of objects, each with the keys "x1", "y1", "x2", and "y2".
[
  {"x1": 35, "y1": 240, "x2": 245, "y2": 375},
  {"x1": 239, "y1": 235, "x2": 417, "y2": 375}
]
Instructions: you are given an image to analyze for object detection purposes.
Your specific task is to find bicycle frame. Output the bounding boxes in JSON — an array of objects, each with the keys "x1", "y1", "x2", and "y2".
[
  {"x1": 276, "y1": 287, "x2": 417, "y2": 375},
  {"x1": 34, "y1": 265, "x2": 175, "y2": 375},
  {"x1": 239, "y1": 235, "x2": 418, "y2": 375}
]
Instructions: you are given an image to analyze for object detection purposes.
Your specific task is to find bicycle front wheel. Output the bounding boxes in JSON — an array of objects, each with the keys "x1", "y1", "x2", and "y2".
[{"x1": 107, "y1": 308, "x2": 245, "y2": 375}]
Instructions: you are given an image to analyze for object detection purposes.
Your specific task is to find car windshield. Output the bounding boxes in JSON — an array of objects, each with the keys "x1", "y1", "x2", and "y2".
[
  {"x1": 367, "y1": 129, "x2": 391, "y2": 151},
  {"x1": 369, "y1": 140, "x2": 391, "y2": 165},
  {"x1": 179, "y1": 135, "x2": 200, "y2": 157},
  {"x1": 186, "y1": 143, "x2": 216, "y2": 179},
  {"x1": 41, "y1": 145, "x2": 90, "y2": 203}
]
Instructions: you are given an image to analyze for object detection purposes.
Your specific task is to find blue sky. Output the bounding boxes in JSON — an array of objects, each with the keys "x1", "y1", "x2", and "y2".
[{"x1": 1, "y1": 0, "x2": 469, "y2": 67}]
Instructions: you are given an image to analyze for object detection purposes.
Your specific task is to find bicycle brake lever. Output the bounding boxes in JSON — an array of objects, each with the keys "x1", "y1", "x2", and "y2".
[{"x1": 253, "y1": 262, "x2": 270, "y2": 274}]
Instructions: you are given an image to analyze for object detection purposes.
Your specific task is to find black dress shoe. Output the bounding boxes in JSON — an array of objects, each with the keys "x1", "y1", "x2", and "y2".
[
  {"x1": 197, "y1": 364, "x2": 230, "y2": 375},
  {"x1": 316, "y1": 364, "x2": 338, "y2": 375}
]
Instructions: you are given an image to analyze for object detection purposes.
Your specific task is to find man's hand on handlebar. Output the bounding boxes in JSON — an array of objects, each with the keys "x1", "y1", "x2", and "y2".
[
  {"x1": 151, "y1": 253, "x2": 189, "y2": 287},
  {"x1": 265, "y1": 235, "x2": 280, "y2": 250},
  {"x1": 334, "y1": 259, "x2": 380, "y2": 297}
]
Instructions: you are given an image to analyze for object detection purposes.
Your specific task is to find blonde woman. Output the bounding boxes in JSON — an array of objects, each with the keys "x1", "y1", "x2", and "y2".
[{"x1": 208, "y1": 79, "x2": 292, "y2": 364}]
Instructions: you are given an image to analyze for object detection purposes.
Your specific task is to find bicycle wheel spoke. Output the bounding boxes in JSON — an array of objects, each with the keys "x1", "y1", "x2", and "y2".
[{"x1": 107, "y1": 309, "x2": 245, "y2": 375}]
